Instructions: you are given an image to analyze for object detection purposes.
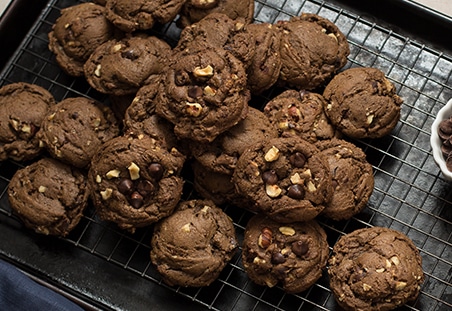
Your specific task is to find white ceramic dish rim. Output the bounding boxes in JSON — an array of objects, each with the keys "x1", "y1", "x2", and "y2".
[{"x1": 430, "y1": 98, "x2": 452, "y2": 181}]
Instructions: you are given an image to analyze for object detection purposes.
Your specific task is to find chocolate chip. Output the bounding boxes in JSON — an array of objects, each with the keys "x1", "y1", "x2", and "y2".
[
  {"x1": 271, "y1": 252, "x2": 286, "y2": 264},
  {"x1": 70, "y1": 112, "x2": 79, "y2": 119},
  {"x1": 287, "y1": 184, "x2": 304, "y2": 199},
  {"x1": 289, "y1": 152, "x2": 306, "y2": 168},
  {"x1": 262, "y1": 170, "x2": 278, "y2": 185},
  {"x1": 291, "y1": 241, "x2": 309, "y2": 257},
  {"x1": 148, "y1": 163, "x2": 164, "y2": 180},
  {"x1": 136, "y1": 180, "x2": 154, "y2": 197},
  {"x1": 129, "y1": 191, "x2": 143, "y2": 209},
  {"x1": 118, "y1": 178, "x2": 134, "y2": 195},
  {"x1": 188, "y1": 86, "x2": 203, "y2": 98},
  {"x1": 299, "y1": 90, "x2": 310, "y2": 99},
  {"x1": 121, "y1": 49, "x2": 139, "y2": 60},
  {"x1": 174, "y1": 70, "x2": 190, "y2": 86},
  {"x1": 438, "y1": 118, "x2": 452, "y2": 140}
]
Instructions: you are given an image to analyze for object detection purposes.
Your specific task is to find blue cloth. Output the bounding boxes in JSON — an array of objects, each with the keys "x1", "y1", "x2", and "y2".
[{"x1": 0, "y1": 259, "x2": 84, "y2": 311}]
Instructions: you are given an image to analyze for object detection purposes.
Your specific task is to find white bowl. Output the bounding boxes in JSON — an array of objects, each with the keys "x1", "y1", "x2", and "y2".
[{"x1": 431, "y1": 98, "x2": 452, "y2": 181}]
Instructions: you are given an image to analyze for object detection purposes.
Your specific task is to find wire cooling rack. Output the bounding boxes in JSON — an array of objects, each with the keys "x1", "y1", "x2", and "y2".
[{"x1": 0, "y1": 0, "x2": 451, "y2": 310}]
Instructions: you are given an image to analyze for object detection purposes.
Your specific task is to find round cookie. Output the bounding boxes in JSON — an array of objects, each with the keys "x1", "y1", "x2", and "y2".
[
  {"x1": 323, "y1": 67, "x2": 403, "y2": 139},
  {"x1": 105, "y1": 0, "x2": 187, "y2": 33},
  {"x1": 8, "y1": 157, "x2": 89, "y2": 237},
  {"x1": 175, "y1": 13, "x2": 255, "y2": 68},
  {"x1": 244, "y1": 22, "x2": 282, "y2": 95},
  {"x1": 317, "y1": 138, "x2": 374, "y2": 220},
  {"x1": 232, "y1": 136, "x2": 333, "y2": 223},
  {"x1": 263, "y1": 89, "x2": 341, "y2": 143},
  {"x1": 38, "y1": 97, "x2": 119, "y2": 169},
  {"x1": 177, "y1": 0, "x2": 254, "y2": 29},
  {"x1": 190, "y1": 107, "x2": 278, "y2": 175},
  {"x1": 84, "y1": 34, "x2": 171, "y2": 96},
  {"x1": 87, "y1": 133, "x2": 186, "y2": 233},
  {"x1": 0, "y1": 82, "x2": 55, "y2": 162},
  {"x1": 48, "y1": 2, "x2": 117, "y2": 77},
  {"x1": 150, "y1": 199, "x2": 238, "y2": 287},
  {"x1": 278, "y1": 13, "x2": 350, "y2": 90},
  {"x1": 155, "y1": 47, "x2": 250, "y2": 143},
  {"x1": 241, "y1": 214, "x2": 329, "y2": 293},
  {"x1": 328, "y1": 226, "x2": 425, "y2": 311}
]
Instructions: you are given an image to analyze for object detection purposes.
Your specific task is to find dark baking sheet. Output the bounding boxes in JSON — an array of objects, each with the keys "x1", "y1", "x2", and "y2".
[{"x1": 0, "y1": 0, "x2": 451, "y2": 310}]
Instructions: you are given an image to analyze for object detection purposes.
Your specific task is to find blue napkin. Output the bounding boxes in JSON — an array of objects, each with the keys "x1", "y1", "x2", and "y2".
[{"x1": 0, "y1": 259, "x2": 84, "y2": 311}]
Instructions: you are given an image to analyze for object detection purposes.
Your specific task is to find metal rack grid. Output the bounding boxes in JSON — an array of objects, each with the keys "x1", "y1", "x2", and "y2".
[{"x1": 0, "y1": 0, "x2": 451, "y2": 310}]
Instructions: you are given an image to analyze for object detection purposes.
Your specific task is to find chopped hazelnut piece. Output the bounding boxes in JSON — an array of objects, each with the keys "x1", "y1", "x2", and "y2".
[
  {"x1": 96, "y1": 175, "x2": 102, "y2": 183},
  {"x1": 94, "y1": 64, "x2": 101, "y2": 77},
  {"x1": 185, "y1": 102, "x2": 202, "y2": 117},
  {"x1": 266, "y1": 184, "x2": 282, "y2": 198},
  {"x1": 128, "y1": 162, "x2": 140, "y2": 180},
  {"x1": 264, "y1": 146, "x2": 280, "y2": 162},
  {"x1": 306, "y1": 180, "x2": 317, "y2": 192},
  {"x1": 395, "y1": 281, "x2": 407, "y2": 291},
  {"x1": 279, "y1": 226, "x2": 296, "y2": 236},
  {"x1": 100, "y1": 188, "x2": 113, "y2": 200},
  {"x1": 290, "y1": 173, "x2": 302, "y2": 184},
  {"x1": 106, "y1": 169, "x2": 121, "y2": 179},
  {"x1": 38, "y1": 186, "x2": 47, "y2": 193},
  {"x1": 193, "y1": 65, "x2": 214, "y2": 77},
  {"x1": 362, "y1": 283, "x2": 372, "y2": 291},
  {"x1": 181, "y1": 223, "x2": 191, "y2": 232}
]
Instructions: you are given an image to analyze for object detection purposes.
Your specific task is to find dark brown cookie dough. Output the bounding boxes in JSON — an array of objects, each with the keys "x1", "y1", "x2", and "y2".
[
  {"x1": 48, "y1": 2, "x2": 117, "y2": 77},
  {"x1": 175, "y1": 13, "x2": 255, "y2": 68},
  {"x1": 323, "y1": 67, "x2": 403, "y2": 139},
  {"x1": 263, "y1": 89, "x2": 341, "y2": 143},
  {"x1": 84, "y1": 34, "x2": 171, "y2": 96},
  {"x1": 232, "y1": 136, "x2": 333, "y2": 223},
  {"x1": 278, "y1": 13, "x2": 350, "y2": 90},
  {"x1": 150, "y1": 199, "x2": 238, "y2": 287},
  {"x1": 155, "y1": 47, "x2": 250, "y2": 143},
  {"x1": 88, "y1": 134, "x2": 186, "y2": 233},
  {"x1": 8, "y1": 157, "x2": 89, "y2": 237},
  {"x1": 177, "y1": 0, "x2": 254, "y2": 29},
  {"x1": 190, "y1": 107, "x2": 278, "y2": 175},
  {"x1": 0, "y1": 82, "x2": 55, "y2": 162},
  {"x1": 317, "y1": 138, "x2": 374, "y2": 220},
  {"x1": 241, "y1": 214, "x2": 329, "y2": 293},
  {"x1": 244, "y1": 22, "x2": 282, "y2": 95},
  {"x1": 38, "y1": 97, "x2": 119, "y2": 169},
  {"x1": 105, "y1": 0, "x2": 187, "y2": 32},
  {"x1": 328, "y1": 226, "x2": 425, "y2": 311}
]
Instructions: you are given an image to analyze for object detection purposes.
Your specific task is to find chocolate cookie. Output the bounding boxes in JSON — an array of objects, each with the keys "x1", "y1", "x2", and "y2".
[
  {"x1": 263, "y1": 89, "x2": 341, "y2": 143},
  {"x1": 232, "y1": 136, "x2": 333, "y2": 223},
  {"x1": 105, "y1": 0, "x2": 187, "y2": 33},
  {"x1": 241, "y1": 214, "x2": 329, "y2": 293},
  {"x1": 123, "y1": 77, "x2": 180, "y2": 152},
  {"x1": 278, "y1": 13, "x2": 350, "y2": 90},
  {"x1": 190, "y1": 107, "x2": 278, "y2": 175},
  {"x1": 0, "y1": 82, "x2": 55, "y2": 162},
  {"x1": 8, "y1": 157, "x2": 89, "y2": 237},
  {"x1": 177, "y1": 0, "x2": 254, "y2": 29},
  {"x1": 175, "y1": 13, "x2": 255, "y2": 68},
  {"x1": 48, "y1": 2, "x2": 117, "y2": 77},
  {"x1": 38, "y1": 97, "x2": 119, "y2": 169},
  {"x1": 317, "y1": 138, "x2": 374, "y2": 220},
  {"x1": 150, "y1": 199, "x2": 238, "y2": 287},
  {"x1": 328, "y1": 226, "x2": 425, "y2": 311},
  {"x1": 323, "y1": 67, "x2": 403, "y2": 139},
  {"x1": 84, "y1": 34, "x2": 171, "y2": 96},
  {"x1": 155, "y1": 47, "x2": 250, "y2": 143},
  {"x1": 244, "y1": 23, "x2": 282, "y2": 95},
  {"x1": 87, "y1": 133, "x2": 186, "y2": 233}
]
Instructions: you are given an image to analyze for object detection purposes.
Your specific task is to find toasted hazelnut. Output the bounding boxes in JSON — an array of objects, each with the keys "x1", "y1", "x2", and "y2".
[
  {"x1": 181, "y1": 223, "x2": 191, "y2": 232},
  {"x1": 290, "y1": 173, "x2": 302, "y2": 184},
  {"x1": 328, "y1": 33, "x2": 338, "y2": 42},
  {"x1": 185, "y1": 102, "x2": 203, "y2": 117},
  {"x1": 106, "y1": 169, "x2": 121, "y2": 179},
  {"x1": 21, "y1": 124, "x2": 31, "y2": 133},
  {"x1": 306, "y1": 180, "x2": 317, "y2": 192},
  {"x1": 100, "y1": 188, "x2": 113, "y2": 200},
  {"x1": 38, "y1": 186, "x2": 47, "y2": 193},
  {"x1": 128, "y1": 162, "x2": 140, "y2": 180},
  {"x1": 10, "y1": 119, "x2": 19, "y2": 131},
  {"x1": 266, "y1": 184, "x2": 282, "y2": 198},
  {"x1": 94, "y1": 64, "x2": 101, "y2": 77},
  {"x1": 203, "y1": 85, "x2": 216, "y2": 96},
  {"x1": 390, "y1": 256, "x2": 400, "y2": 266},
  {"x1": 253, "y1": 257, "x2": 266, "y2": 264},
  {"x1": 264, "y1": 146, "x2": 280, "y2": 162},
  {"x1": 395, "y1": 281, "x2": 407, "y2": 291},
  {"x1": 258, "y1": 228, "x2": 272, "y2": 249},
  {"x1": 112, "y1": 44, "x2": 122, "y2": 53},
  {"x1": 376, "y1": 268, "x2": 385, "y2": 273},
  {"x1": 279, "y1": 226, "x2": 296, "y2": 236},
  {"x1": 193, "y1": 65, "x2": 214, "y2": 77}
]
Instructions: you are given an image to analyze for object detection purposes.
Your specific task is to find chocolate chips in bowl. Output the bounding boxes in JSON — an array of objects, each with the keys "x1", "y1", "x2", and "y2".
[{"x1": 430, "y1": 98, "x2": 452, "y2": 181}]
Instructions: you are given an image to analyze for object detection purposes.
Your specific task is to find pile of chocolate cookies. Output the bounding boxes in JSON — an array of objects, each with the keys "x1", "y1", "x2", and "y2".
[{"x1": 1, "y1": 1, "x2": 423, "y2": 310}]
